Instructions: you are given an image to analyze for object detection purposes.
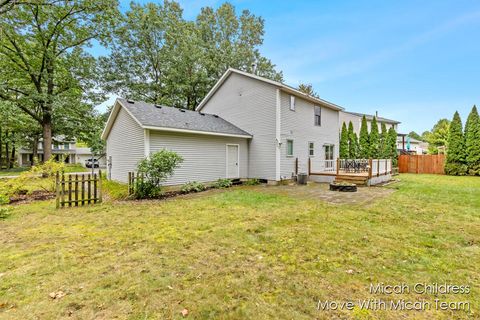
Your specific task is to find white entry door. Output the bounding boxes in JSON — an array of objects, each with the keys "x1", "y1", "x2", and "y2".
[{"x1": 226, "y1": 144, "x2": 239, "y2": 178}]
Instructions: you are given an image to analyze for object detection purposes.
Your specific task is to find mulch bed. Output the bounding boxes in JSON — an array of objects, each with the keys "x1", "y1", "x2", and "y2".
[{"x1": 9, "y1": 190, "x2": 55, "y2": 204}]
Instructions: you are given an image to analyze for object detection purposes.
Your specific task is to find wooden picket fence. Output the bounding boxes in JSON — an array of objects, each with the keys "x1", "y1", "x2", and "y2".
[
  {"x1": 55, "y1": 171, "x2": 102, "y2": 208},
  {"x1": 127, "y1": 171, "x2": 144, "y2": 195},
  {"x1": 398, "y1": 154, "x2": 445, "y2": 174}
]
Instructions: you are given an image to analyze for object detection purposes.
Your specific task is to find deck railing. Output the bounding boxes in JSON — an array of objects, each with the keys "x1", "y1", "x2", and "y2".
[{"x1": 304, "y1": 158, "x2": 392, "y2": 177}]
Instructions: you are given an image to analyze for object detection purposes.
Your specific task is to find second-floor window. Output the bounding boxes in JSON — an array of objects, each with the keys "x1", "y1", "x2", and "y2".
[
  {"x1": 314, "y1": 106, "x2": 321, "y2": 126},
  {"x1": 290, "y1": 95, "x2": 295, "y2": 111}
]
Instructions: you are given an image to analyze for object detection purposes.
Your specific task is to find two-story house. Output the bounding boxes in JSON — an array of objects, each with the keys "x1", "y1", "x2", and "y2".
[{"x1": 102, "y1": 68, "x2": 344, "y2": 184}]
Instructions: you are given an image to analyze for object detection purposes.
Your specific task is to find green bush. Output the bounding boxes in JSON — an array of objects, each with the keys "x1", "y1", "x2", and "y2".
[
  {"x1": 213, "y1": 178, "x2": 233, "y2": 189},
  {"x1": 0, "y1": 207, "x2": 11, "y2": 220},
  {"x1": 0, "y1": 194, "x2": 10, "y2": 205},
  {"x1": 444, "y1": 163, "x2": 468, "y2": 176},
  {"x1": 135, "y1": 150, "x2": 183, "y2": 199},
  {"x1": 30, "y1": 158, "x2": 65, "y2": 177},
  {"x1": 181, "y1": 181, "x2": 206, "y2": 194},
  {"x1": 244, "y1": 178, "x2": 260, "y2": 186}
]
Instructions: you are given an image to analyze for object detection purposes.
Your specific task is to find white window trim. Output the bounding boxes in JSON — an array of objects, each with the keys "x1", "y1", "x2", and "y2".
[
  {"x1": 286, "y1": 139, "x2": 294, "y2": 157},
  {"x1": 314, "y1": 105, "x2": 322, "y2": 126},
  {"x1": 290, "y1": 95, "x2": 295, "y2": 111},
  {"x1": 226, "y1": 144, "x2": 240, "y2": 179},
  {"x1": 308, "y1": 141, "x2": 315, "y2": 157}
]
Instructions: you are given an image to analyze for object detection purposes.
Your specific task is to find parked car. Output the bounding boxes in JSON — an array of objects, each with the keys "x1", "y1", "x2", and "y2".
[{"x1": 85, "y1": 158, "x2": 100, "y2": 168}]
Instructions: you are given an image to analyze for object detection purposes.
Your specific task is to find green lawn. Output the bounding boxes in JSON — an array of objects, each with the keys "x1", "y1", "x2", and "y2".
[{"x1": 0, "y1": 174, "x2": 479, "y2": 319}]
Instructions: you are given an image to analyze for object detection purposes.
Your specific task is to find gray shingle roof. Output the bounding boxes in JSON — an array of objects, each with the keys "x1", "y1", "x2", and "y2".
[
  {"x1": 118, "y1": 98, "x2": 252, "y2": 137},
  {"x1": 345, "y1": 111, "x2": 400, "y2": 124}
]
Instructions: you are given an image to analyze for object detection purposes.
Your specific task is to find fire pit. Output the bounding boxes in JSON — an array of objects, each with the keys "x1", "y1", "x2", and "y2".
[{"x1": 329, "y1": 182, "x2": 357, "y2": 192}]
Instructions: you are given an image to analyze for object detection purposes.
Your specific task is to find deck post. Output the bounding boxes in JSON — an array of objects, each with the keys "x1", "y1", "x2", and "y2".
[
  {"x1": 308, "y1": 157, "x2": 311, "y2": 175},
  {"x1": 336, "y1": 158, "x2": 340, "y2": 175},
  {"x1": 295, "y1": 158, "x2": 298, "y2": 175},
  {"x1": 377, "y1": 159, "x2": 380, "y2": 177}
]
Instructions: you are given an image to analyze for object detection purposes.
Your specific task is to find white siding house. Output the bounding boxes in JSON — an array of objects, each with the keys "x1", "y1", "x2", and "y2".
[{"x1": 197, "y1": 68, "x2": 344, "y2": 183}]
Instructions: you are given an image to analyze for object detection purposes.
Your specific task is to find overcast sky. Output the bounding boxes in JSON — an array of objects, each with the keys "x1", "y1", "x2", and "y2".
[{"x1": 95, "y1": 0, "x2": 480, "y2": 134}]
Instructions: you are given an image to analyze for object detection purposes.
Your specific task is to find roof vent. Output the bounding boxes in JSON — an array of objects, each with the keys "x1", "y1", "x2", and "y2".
[
  {"x1": 126, "y1": 99, "x2": 134, "y2": 104},
  {"x1": 154, "y1": 104, "x2": 162, "y2": 109}
]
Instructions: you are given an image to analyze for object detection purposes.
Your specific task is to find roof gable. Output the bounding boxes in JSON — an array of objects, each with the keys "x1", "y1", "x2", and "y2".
[{"x1": 196, "y1": 68, "x2": 344, "y2": 112}]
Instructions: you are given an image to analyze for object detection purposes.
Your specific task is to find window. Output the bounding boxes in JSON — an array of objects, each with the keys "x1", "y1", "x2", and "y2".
[
  {"x1": 314, "y1": 106, "x2": 321, "y2": 126},
  {"x1": 64, "y1": 143, "x2": 70, "y2": 150},
  {"x1": 290, "y1": 95, "x2": 295, "y2": 111},
  {"x1": 286, "y1": 140, "x2": 294, "y2": 156},
  {"x1": 308, "y1": 142, "x2": 315, "y2": 157},
  {"x1": 324, "y1": 144, "x2": 334, "y2": 160}
]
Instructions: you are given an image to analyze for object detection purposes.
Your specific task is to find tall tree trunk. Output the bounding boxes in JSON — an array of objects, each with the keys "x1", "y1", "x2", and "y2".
[
  {"x1": 5, "y1": 132, "x2": 9, "y2": 169},
  {"x1": 32, "y1": 135, "x2": 39, "y2": 164},
  {"x1": 42, "y1": 114, "x2": 53, "y2": 162}
]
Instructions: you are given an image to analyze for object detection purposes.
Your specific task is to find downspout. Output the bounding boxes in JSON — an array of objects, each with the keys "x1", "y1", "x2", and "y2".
[
  {"x1": 275, "y1": 89, "x2": 281, "y2": 181},
  {"x1": 144, "y1": 129, "x2": 150, "y2": 159}
]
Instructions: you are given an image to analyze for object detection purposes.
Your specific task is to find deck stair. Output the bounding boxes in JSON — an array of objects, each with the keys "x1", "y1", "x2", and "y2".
[{"x1": 334, "y1": 174, "x2": 368, "y2": 186}]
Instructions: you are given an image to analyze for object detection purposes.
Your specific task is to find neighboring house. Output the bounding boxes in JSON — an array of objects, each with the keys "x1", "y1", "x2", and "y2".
[
  {"x1": 17, "y1": 138, "x2": 106, "y2": 167},
  {"x1": 103, "y1": 68, "x2": 344, "y2": 184},
  {"x1": 339, "y1": 111, "x2": 400, "y2": 135},
  {"x1": 397, "y1": 134, "x2": 428, "y2": 155}
]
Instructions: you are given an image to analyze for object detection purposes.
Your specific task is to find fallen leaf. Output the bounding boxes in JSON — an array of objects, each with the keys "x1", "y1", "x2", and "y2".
[{"x1": 181, "y1": 308, "x2": 189, "y2": 317}]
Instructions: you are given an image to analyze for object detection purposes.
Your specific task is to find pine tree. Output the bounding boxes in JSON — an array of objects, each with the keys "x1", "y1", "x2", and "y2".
[
  {"x1": 380, "y1": 123, "x2": 388, "y2": 158},
  {"x1": 387, "y1": 127, "x2": 398, "y2": 166},
  {"x1": 445, "y1": 111, "x2": 467, "y2": 175},
  {"x1": 347, "y1": 121, "x2": 358, "y2": 158},
  {"x1": 339, "y1": 122, "x2": 349, "y2": 158},
  {"x1": 465, "y1": 105, "x2": 480, "y2": 175},
  {"x1": 359, "y1": 116, "x2": 369, "y2": 158},
  {"x1": 369, "y1": 116, "x2": 380, "y2": 158}
]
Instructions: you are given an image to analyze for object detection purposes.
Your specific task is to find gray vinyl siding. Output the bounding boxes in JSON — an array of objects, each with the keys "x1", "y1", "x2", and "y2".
[
  {"x1": 280, "y1": 92, "x2": 340, "y2": 177},
  {"x1": 106, "y1": 108, "x2": 145, "y2": 183},
  {"x1": 149, "y1": 131, "x2": 248, "y2": 185},
  {"x1": 200, "y1": 72, "x2": 277, "y2": 180}
]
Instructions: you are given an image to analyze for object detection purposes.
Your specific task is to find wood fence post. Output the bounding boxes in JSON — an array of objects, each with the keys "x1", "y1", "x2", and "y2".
[
  {"x1": 98, "y1": 170, "x2": 103, "y2": 203},
  {"x1": 377, "y1": 159, "x2": 380, "y2": 177},
  {"x1": 74, "y1": 174, "x2": 79, "y2": 206},
  {"x1": 308, "y1": 157, "x2": 311, "y2": 175},
  {"x1": 87, "y1": 174, "x2": 91, "y2": 204},
  {"x1": 55, "y1": 172, "x2": 60, "y2": 209},
  {"x1": 128, "y1": 172, "x2": 131, "y2": 194},
  {"x1": 81, "y1": 174, "x2": 85, "y2": 205},
  {"x1": 93, "y1": 173, "x2": 98, "y2": 203},
  {"x1": 68, "y1": 175, "x2": 72, "y2": 207},
  {"x1": 295, "y1": 158, "x2": 298, "y2": 175},
  {"x1": 416, "y1": 155, "x2": 419, "y2": 174},
  {"x1": 61, "y1": 172, "x2": 65, "y2": 208}
]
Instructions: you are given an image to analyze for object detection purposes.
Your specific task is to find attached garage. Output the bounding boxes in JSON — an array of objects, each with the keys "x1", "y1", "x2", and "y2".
[{"x1": 101, "y1": 98, "x2": 252, "y2": 184}]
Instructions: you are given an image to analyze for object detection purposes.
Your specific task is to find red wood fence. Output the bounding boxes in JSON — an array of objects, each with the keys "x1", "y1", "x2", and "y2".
[{"x1": 398, "y1": 154, "x2": 445, "y2": 174}]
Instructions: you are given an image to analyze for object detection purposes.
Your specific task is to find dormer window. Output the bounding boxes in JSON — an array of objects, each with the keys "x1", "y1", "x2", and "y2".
[{"x1": 290, "y1": 95, "x2": 295, "y2": 111}]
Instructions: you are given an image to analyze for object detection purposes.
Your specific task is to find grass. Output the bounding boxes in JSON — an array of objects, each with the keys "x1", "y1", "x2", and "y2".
[
  {"x1": 0, "y1": 167, "x2": 29, "y2": 177},
  {"x1": 0, "y1": 174, "x2": 479, "y2": 319}
]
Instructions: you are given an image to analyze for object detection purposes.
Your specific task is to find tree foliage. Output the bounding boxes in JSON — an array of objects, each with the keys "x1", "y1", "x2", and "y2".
[
  {"x1": 347, "y1": 121, "x2": 358, "y2": 158},
  {"x1": 358, "y1": 116, "x2": 369, "y2": 158},
  {"x1": 379, "y1": 122, "x2": 388, "y2": 158},
  {"x1": 0, "y1": 0, "x2": 118, "y2": 160},
  {"x1": 339, "y1": 122, "x2": 348, "y2": 158},
  {"x1": 101, "y1": 1, "x2": 282, "y2": 110},
  {"x1": 298, "y1": 83, "x2": 319, "y2": 98},
  {"x1": 369, "y1": 116, "x2": 380, "y2": 158},
  {"x1": 445, "y1": 111, "x2": 467, "y2": 175},
  {"x1": 387, "y1": 127, "x2": 398, "y2": 166},
  {"x1": 423, "y1": 119, "x2": 450, "y2": 154},
  {"x1": 408, "y1": 131, "x2": 423, "y2": 141},
  {"x1": 464, "y1": 105, "x2": 480, "y2": 175}
]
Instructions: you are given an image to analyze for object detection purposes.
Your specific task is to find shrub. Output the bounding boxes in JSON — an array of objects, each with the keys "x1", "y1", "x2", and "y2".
[
  {"x1": 444, "y1": 163, "x2": 468, "y2": 176},
  {"x1": 213, "y1": 178, "x2": 233, "y2": 189},
  {"x1": 0, "y1": 207, "x2": 11, "y2": 220},
  {"x1": 181, "y1": 181, "x2": 206, "y2": 194},
  {"x1": 135, "y1": 150, "x2": 183, "y2": 199},
  {"x1": 244, "y1": 178, "x2": 260, "y2": 186},
  {"x1": 30, "y1": 158, "x2": 65, "y2": 177},
  {"x1": 0, "y1": 194, "x2": 10, "y2": 205}
]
